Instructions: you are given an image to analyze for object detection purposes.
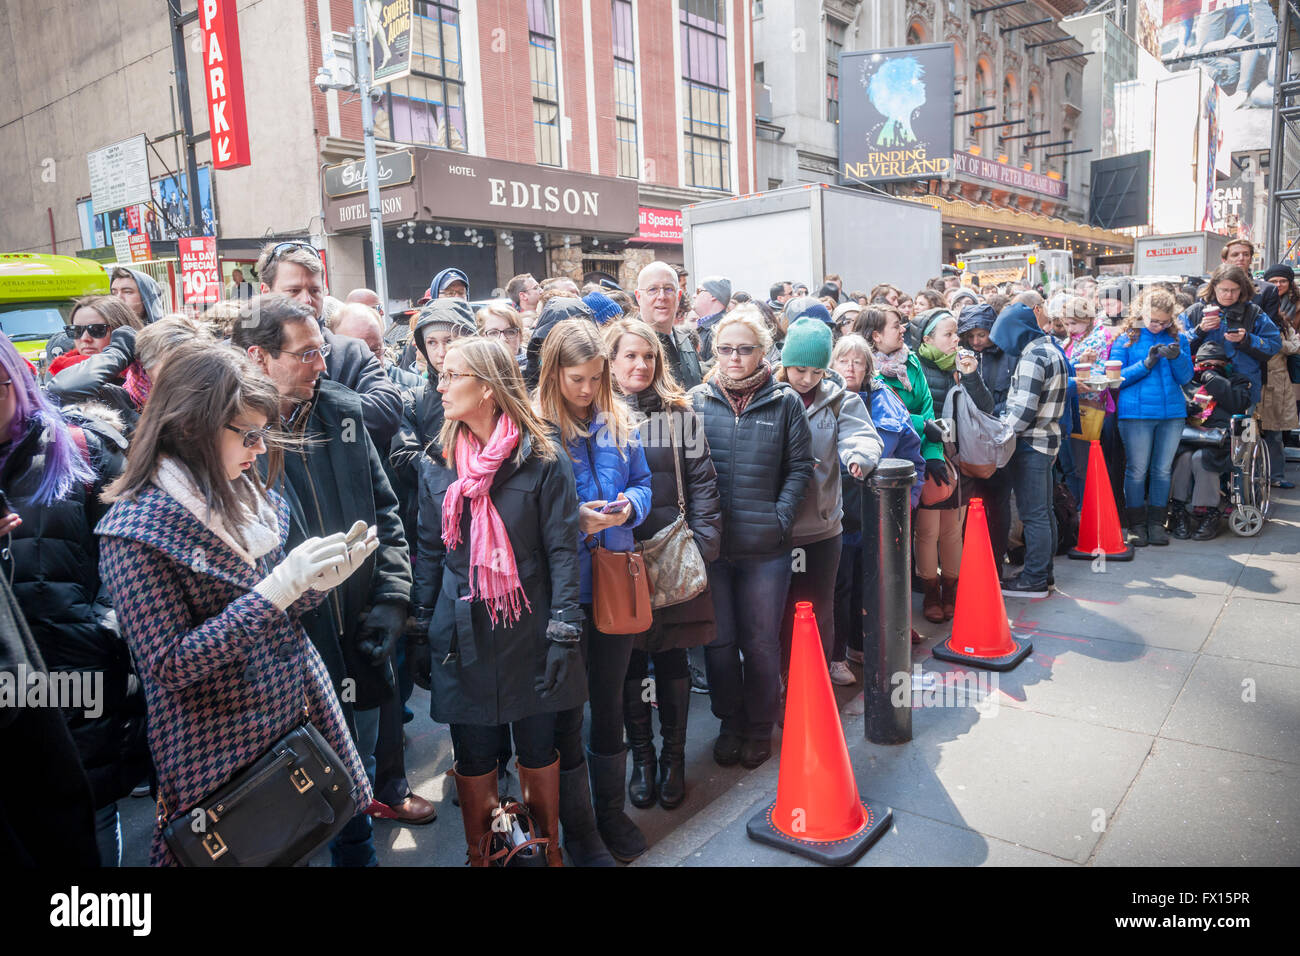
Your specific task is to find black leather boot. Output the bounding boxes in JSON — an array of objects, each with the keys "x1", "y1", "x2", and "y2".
[
  {"x1": 1146, "y1": 506, "x2": 1170, "y2": 546},
  {"x1": 1125, "y1": 506, "x2": 1149, "y2": 547},
  {"x1": 622, "y1": 679, "x2": 656, "y2": 809},
  {"x1": 587, "y1": 747, "x2": 648, "y2": 862},
  {"x1": 655, "y1": 677, "x2": 691, "y2": 810},
  {"x1": 557, "y1": 762, "x2": 616, "y2": 866},
  {"x1": 1167, "y1": 500, "x2": 1192, "y2": 539},
  {"x1": 1191, "y1": 507, "x2": 1222, "y2": 541}
]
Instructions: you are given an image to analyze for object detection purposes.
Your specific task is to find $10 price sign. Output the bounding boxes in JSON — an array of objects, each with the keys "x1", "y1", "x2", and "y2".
[{"x1": 180, "y1": 237, "x2": 220, "y2": 304}]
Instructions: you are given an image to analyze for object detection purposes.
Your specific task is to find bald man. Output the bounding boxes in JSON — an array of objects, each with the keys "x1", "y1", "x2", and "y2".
[
  {"x1": 346, "y1": 288, "x2": 385, "y2": 319},
  {"x1": 334, "y1": 302, "x2": 422, "y2": 391},
  {"x1": 635, "y1": 260, "x2": 703, "y2": 389}
]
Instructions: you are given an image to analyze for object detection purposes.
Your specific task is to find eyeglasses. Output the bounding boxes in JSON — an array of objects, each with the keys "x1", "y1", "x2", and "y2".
[
  {"x1": 67, "y1": 323, "x2": 110, "y2": 339},
  {"x1": 836, "y1": 316, "x2": 858, "y2": 327},
  {"x1": 224, "y1": 423, "x2": 270, "y2": 448},
  {"x1": 484, "y1": 327, "x2": 521, "y2": 341},
  {"x1": 639, "y1": 285, "x2": 678, "y2": 299},
  {"x1": 715, "y1": 345, "x2": 759, "y2": 357},
  {"x1": 274, "y1": 342, "x2": 332, "y2": 364},
  {"x1": 441, "y1": 370, "x2": 479, "y2": 383}
]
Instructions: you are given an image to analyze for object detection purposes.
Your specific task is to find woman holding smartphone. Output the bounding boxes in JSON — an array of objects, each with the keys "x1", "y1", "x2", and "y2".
[{"x1": 535, "y1": 319, "x2": 653, "y2": 864}]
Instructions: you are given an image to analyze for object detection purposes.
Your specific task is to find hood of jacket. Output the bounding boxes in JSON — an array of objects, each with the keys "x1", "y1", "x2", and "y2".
[
  {"x1": 427, "y1": 267, "x2": 469, "y2": 300},
  {"x1": 123, "y1": 268, "x2": 166, "y2": 324},
  {"x1": 990, "y1": 303, "x2": 1045, "y2": 358},
  {"x1": 957, "y1": 303, "x2": 997, "y2": 337},
  {"x1": 411, "y1": 299, "x2": 476, "y2": 365}
]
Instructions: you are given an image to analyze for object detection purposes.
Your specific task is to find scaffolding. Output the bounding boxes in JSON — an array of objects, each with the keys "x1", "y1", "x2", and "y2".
[{"x1": 1267, "y1": 1, "x2": 1300, "y2": 262}]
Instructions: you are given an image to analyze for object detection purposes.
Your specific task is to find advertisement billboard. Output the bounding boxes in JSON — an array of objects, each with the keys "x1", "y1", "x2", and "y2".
[
  {"x1": 180, "y1": 237, "x2": 220, "y2": 304},
  {"x1": 838, "y1": 43, "x2": 955, "y2": 184},
  {"x1": 368, "y1": 0, "x2": 413, "y2": 86}
]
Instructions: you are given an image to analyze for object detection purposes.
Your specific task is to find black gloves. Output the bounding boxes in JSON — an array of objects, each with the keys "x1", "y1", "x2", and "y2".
[
  {"x1": 922, "y1": 419, "x2": 945, "y2": 444},
  {"x1": 924, "y1": 458, "x2": 951, "y2": 486},
  {"x1": 1144, "y1": 345, "x2": 1161, "y2": 369},
  {"x1": 536, "y1": 619, "x2": 582, "y2": 698},
  {"x1": 1156, "y1": 343, "x2": 1181, "y2": 360},
  {"x1": 404, "y1": 605, "x2": 433, "y2": 690},
  {"x1": 355, "y1": 600, "x2": 408, "y2": 665}
]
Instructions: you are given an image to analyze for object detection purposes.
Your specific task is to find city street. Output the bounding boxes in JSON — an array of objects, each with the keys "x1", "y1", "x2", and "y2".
[{"x1": 116, "y1": 487, "x2": 1300, "y2": 868}]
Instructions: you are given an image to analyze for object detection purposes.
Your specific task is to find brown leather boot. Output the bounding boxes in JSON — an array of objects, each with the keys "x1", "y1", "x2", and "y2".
[
  {"x1": 517, "y1": 753, "x2": 563, "y2": 867},
  {"x1": 921, "y1": 577, "x2": 944, "y2": 623},
  {"x1": 453, "y1": 764, "x2": 500, "y2": 867},
  {"x1": 940, "y1": 577, "x2": 959, "y2": 621}
]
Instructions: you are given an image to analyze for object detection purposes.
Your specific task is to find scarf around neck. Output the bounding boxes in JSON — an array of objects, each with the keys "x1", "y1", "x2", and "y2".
[
  {"x1": 441, "y1": 414, "x2": 531, "y2": 627},
  {"x1": 713, "y1": 361, "x2": 771, "y2": 417},
  {"x1": 153, "y1": 456, "x2": 281, "y2": 565},
  {"x1": 123, "y1": 362, "x2": 152, "y2": 411},
  {"x1": 917, "y1": 342, "x2": 956, "y2": 371},
  {"x1": 873, "y1": 345, "x2": 912, "y2": 390}
]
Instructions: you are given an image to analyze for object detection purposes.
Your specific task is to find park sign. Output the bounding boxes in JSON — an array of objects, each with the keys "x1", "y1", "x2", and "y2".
[
  {"x1": 838, "y1": 43, "x2": 954, "y2": 185},
  {"x1": 198, "y1": 0, "x2": 251, "y2": 168}
]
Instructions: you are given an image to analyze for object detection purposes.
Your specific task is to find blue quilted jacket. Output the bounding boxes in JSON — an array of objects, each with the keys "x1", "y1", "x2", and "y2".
[{"x1": 1110, "y1": 327, "x2": 1194, "y2": 420}]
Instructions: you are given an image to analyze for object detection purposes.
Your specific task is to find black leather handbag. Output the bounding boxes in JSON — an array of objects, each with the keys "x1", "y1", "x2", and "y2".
[{"x1": 161, "y1": 720, "x2": 357, "y2": 867}]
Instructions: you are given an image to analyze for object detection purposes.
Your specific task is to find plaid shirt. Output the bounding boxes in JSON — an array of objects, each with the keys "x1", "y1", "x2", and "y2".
[{"x1": 1002, "y1": 335, "x2": 1069, "y2": 456}]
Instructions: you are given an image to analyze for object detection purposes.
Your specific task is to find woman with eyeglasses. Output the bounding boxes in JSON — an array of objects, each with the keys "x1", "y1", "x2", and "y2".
[
  {"x1": 476, "y1": 302, "x2": 527, "y2": 370},
  {"x1": 409, "y1": 335, "x2": 586, "y2": 867},
  {"x1": 690, "y1": 305, "x2": 814, "y2": 770},
  {"x1": 96, "y1": 343, "x2": 375, "y2": 867},
  {"x1": 0, "y1": 332, "x2": 149, "y2": 866},
  {"x1": 1109, "y1": 288, "x2": 1194, "y2": 547}
]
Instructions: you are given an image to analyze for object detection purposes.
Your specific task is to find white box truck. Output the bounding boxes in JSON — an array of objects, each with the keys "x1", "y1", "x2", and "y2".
[
  {"x1": 959, "y1": 244, "x2": 1074, "y2": 292},
  {"x1": 681, "y1": 184, "x2": 942, "y2": 300},
  {"x1": 1132, "y1": 231, "x2": 1229, "y2": 277}
]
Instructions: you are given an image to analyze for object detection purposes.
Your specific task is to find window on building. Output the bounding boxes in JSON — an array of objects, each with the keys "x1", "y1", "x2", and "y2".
[
  {"x1": 372, "y1": 1, "x2": 467, "y2": 150},
  {"x1": 826, "y1": 17, "x2": 846, "y2": 124},
  {"x1": 612, "y1": 0, "x2": 639, "y2": 178},
  {"x1": 680, "y1": 0, "x2": 730, "y2": 191},
  {"x1": 1002, "y1": 74, "x2": 1017, "y2": 162},
  {"x1": 529, "y1": 0, "x2": 562, "y2": 167},
  {"x1": 755, "y1": 60, "x2": 765, "y2": 85}
]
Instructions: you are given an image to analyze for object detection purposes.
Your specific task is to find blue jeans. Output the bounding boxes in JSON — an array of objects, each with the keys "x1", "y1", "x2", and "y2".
[
  {"x1": 94, "y1": 802, "x2": 120, "y2": 867},
  {"x1": 1118, "y1": 417, "x2": 1184, "y2": 508},
  {"x1": 1010, "y1": 444, "x2": 1057, "y2": 586},
  {"x1": 704, "y1": 553, "x2": 793, "y2": 741}
]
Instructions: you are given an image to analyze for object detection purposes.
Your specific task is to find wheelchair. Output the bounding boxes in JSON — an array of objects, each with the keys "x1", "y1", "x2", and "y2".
[{"x1": 1225, "y1": 412, "x2": 1270, "y2": 537}]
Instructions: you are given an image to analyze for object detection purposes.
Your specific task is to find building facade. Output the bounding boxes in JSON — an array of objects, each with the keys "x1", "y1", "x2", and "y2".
[{"x1": 0, "y1": 0, "x2": 756, "y2": 312}]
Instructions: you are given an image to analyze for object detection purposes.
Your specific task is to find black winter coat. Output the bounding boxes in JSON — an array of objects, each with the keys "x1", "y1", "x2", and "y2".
[
  {"x1": 623, "y1": 389, "x2": 723, "y2": 652},
  {"x1": 689, "y1": 374, "x2": 814, "y2": 560},
  {"x1": 389, "y1": 375, "x2": 445, "y2": 547},
  {"x1": 1184, "y1": 366, "x2": 1254, "y2": 472},
  {"x1": 268, "y1": 380, "x2": 412, "y2": 709},
  {"x1": 322, "y1": 327, "x2": 404, "y2": 451},
  {"x1": 918, "y1": 354, "x2": 996, "y2": 418},
  {"x1": 0, "y1": 408, "x2": 148, "y2": 808},
  {"x1": 413, "y1": 434, "x2": 588, "y2": 726},
  {"x1": 660, "y1": 328, "x2": 704, "y2": 391},
  {"x1": 46, "y1": 327, "x2": 143, "y2": 434}
]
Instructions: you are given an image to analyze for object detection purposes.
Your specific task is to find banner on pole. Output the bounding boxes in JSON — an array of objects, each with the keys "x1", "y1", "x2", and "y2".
[
  {"x1": 198, "y1": 0, "x2": 252, "y2": 168},
  {"x1": 369, "y1": 0, "x2": 413, "y2": 87},
  {"x1": 180, "y1": 236, "x2": 220, "y2": 304}
]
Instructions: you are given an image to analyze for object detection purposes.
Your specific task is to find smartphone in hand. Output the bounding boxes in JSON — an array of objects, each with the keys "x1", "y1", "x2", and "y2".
[{"x1": 598, "y1": 499, "x2": 631, "y2": 514}]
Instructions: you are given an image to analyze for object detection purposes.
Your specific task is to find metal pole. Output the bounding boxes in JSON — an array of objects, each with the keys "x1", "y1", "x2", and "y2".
[
  {"x1": 352, "y1": 0, "x2": 389, "y2": 310},
  {"x1": 168, "y1": 1, "x2": 202, "y2": 236},
  {"x1": 863, "y1": 459, "x2": 915, "y2": 745},
  {"x1": 1266, "y1": 0, "x2": 1291, "y2": 262}
]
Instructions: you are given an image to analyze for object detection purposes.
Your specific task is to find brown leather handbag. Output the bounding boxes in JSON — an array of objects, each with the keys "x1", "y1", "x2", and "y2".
[{"x1": 591, "y1": 544, "x2": 653, "y2": 634}]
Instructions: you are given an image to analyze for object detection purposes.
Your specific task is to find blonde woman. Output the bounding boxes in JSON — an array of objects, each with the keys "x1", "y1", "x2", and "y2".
[
  {"x1": 410, "y1": 335, "x2": 584, "y2": 866},
  {"x1": 689, "y1": 305, "x2": 813, "y2": 769},
  {"x1": 603, "y1": 317, "x2": 722, "y2": 811},
  {"x1": 476, "y1": 301, "x2": 527, "y2": 369},
  {"x1": 535, "y1": 318, "x2": 653, "y2": 864}
]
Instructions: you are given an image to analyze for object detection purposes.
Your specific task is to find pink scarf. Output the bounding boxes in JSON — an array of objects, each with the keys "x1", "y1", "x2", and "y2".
[
  {"x1": 123, "y1": 362, "x2": 152, "y2": 410},
  {"x1": 441, "y1": 414, "x2": 531, "y2": 627}
]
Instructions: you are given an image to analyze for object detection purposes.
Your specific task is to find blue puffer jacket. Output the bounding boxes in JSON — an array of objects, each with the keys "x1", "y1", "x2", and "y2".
[
  {"x1": 565, "y1": 422, "x2": 653, "y2": 604},
  {"x1": 1110, "y1": 327, "x2": 1194, "y2": 420}
]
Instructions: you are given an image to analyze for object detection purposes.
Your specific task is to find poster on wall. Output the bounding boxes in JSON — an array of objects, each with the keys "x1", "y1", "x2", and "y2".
[
  {"x1": 1137, "y1": 0, "x2": 1165, "y2": 59},
  {"x1": 838, "y1": 43, "x2": 955, "y2": 184},
  {"x1": 1201, "y1": 82, "x2": 1221, "y2": 231},
  {"x1": 1160, "y1": 0, "x2": 1275, "y2": 155},
  {"x1": 368, "y1": 0, "x2": 413, "y2": 86},
  {"x1": 76, "y1": 167, "x2": 216, "y2": 251}
]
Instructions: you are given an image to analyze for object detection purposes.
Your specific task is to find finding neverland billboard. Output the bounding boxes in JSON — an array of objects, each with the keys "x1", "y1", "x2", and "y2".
[{"x1": 839, "y1": 43, "x2": 955, "y2": 184}]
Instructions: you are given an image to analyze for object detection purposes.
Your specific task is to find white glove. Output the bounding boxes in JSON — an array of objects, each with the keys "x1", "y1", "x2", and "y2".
[
  {"x1": 308, "y1": 521, "x2": 379, "y2": 591},
  {"x1": 254, "y1": 534, "x2": 351, "y2": 611}
]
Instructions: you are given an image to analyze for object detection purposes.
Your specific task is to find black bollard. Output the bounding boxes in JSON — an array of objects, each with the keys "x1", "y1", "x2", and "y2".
[{"x1": 862, "y1": 458, "x2": 915, "y2": 745}]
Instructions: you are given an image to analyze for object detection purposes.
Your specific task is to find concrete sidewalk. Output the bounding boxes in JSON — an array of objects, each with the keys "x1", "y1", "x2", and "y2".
[{"x1": 119, "y1": 491, "x2": 1300, "y2": 867}]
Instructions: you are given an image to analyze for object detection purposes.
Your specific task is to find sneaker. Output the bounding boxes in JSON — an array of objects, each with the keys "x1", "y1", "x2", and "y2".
[
  {"x1": 846, "y1": 648, "x2": 864, "y2": 664},
  {"x1": 1001, "y1": 574, "x2": 1049, "y2": 599},
  {"x1": 843, "y1": 692, "x2": 866, "y2": 716},
  {"x1": 130, "y1": 782, "x2": 151, "y2": 798},
  {"x1": 1270, "y1": 479, "x2": 1295, "y2": 489},
  {"x1": 689, "y1": 662, "x2": 710, "y2": 695},
  {"x1": 828, "y1": 661, "x2": 856, "y2": 686}
]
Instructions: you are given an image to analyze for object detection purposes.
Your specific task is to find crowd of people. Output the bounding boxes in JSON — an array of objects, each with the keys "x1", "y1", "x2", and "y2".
[{"x1": 2, "y1": 235, "x2": 1294, "y2": 868}]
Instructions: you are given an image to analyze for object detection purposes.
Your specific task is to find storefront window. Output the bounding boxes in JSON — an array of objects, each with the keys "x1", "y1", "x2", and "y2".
[
  {"x1": 373, "y1": 0, "x2": 467, "y2": 151},
  {"x1": 680, "y1": 0, "x2": 730, "y2": 191},
  {"x1": 530, "y1": 0, "x2": 562, "y2": 167},
  {"x1": 613, "y1": 0, "x2": 639, "y2": 179}
]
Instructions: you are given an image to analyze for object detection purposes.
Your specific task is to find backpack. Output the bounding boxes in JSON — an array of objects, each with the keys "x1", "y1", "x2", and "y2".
[{"x1": 941, "y1": 383, "x2": 1016, "y2": 479}]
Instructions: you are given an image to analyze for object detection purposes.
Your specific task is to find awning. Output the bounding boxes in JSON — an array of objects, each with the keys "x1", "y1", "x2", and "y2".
[{"x1": 903, "y1": 194, "x2": 1134, "y2": 251}]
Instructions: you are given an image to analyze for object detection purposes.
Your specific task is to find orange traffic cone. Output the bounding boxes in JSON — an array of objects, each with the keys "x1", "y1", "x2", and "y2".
[
  {"x1": 932, "y1": 498, "x2": 1033, "y2": 671},
  {"x1": 1068, "y1": 439, "x2": 1135, "y2": 561},
  {"x1": 746, "y1": 602, "x2": 891, "y2": 865}
]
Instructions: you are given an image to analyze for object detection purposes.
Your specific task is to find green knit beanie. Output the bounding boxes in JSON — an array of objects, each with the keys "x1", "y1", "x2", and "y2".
[{"x1": 780, "y1": 316, "x2": 832, "y2": 370}]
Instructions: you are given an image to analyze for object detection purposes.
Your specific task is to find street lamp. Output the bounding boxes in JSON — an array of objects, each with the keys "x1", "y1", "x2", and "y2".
[{"x1": 313, "y1": 0, "x2": 390, "y2": 311}]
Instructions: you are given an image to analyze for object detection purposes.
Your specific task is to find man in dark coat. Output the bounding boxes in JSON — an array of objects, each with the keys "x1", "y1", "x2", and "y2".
[
  {"x1": 234, "y1": 294, "x2": 430, "y2": 864},
  {"x1": 635, "y1": 261, "x2": 703, "y2": 389}
]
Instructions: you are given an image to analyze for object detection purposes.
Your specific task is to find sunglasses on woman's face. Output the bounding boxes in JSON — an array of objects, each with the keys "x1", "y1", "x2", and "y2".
[
  {"x1": 224, "y1": 423, "x2": 270, "y2": 449},
  {"x1": 67, "y1": 323, "x2": 110, "y2": 339}
]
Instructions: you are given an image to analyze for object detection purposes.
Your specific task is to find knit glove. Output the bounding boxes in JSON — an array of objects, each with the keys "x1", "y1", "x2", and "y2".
[
  {"x1": 254, "y1": 535, "x2": 351, "y2": 611},
  {"x1": 1143, "y1": 346, "x2": 1161, "y2": 369},
  {"x1": 535, "y1": 619, "x2": 582, "y2": 699},
  {"x1": 355, "y1": 601, "x2": 409, "y2": 664},
  {"x1": 924, "y1": 458, "x2": 951, "y2": 486},
  {"x1": 309, "y1": 521, "x2": 379, "y2": 591},
  {"x1": 1156, "y1": 343, "x2": 1181, "y2": 360}
]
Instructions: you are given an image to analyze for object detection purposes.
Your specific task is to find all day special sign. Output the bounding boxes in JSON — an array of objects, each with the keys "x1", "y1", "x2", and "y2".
[
  {"x1": 198, "y1": 0, "x2": 251, "y2": 168},
  {"x1": 180, "y1": 236, "x2": 220, "y2": 304}
]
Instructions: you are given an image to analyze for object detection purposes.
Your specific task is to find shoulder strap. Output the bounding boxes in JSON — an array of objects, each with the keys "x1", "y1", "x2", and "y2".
[{"x1": 666, "y1": 410, "x2": 686, "y2": 518}]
